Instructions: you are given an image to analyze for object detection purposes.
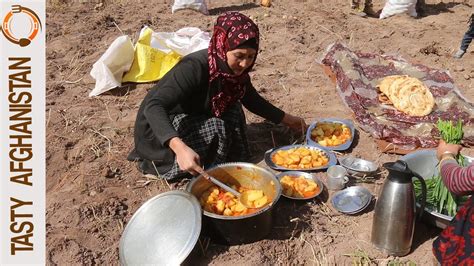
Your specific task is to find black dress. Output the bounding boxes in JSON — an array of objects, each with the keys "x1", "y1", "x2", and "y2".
[{"x1": 128, "y1": 49, "x2": 285, "y2": 179}]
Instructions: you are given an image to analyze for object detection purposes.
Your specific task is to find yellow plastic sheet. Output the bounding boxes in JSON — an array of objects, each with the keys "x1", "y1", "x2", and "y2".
[{"x1": 122, "y1": 27, "x2": 181, "y2": 83}]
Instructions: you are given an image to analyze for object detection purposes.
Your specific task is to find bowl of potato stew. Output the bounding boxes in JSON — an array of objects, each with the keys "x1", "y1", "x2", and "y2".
[
  {"x1": 306, "y1": 119, "x2": 355, "y2": 151},
  {"x1": 264, "y1": 144, "x2": 337, "y2": 171},
  {"x1": 276, "y1": 171, "x2": 324, "y2": 200}
]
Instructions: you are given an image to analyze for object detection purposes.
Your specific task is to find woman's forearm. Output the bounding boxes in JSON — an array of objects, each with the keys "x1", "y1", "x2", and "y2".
[
  {"x1": 441, "y1": 160, "x2": 474, "y2": 194},
  {"x1": 168, "y1": 137, "x2": 187, "y2": 155}
]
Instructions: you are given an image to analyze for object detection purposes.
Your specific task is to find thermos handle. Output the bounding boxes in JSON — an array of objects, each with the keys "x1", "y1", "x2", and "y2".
[{"x1": 412, "y1": 173, "x2": 427, "y2": 221}]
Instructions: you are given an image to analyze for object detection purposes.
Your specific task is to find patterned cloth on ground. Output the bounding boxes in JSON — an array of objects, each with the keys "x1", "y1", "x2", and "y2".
[{"x1": 321, "y1": 42, "x2": 474, "y2": 151}]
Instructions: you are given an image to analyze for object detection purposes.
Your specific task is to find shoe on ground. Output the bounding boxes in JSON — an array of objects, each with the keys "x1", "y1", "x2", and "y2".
[
  {"x1": 143, "y1": 173, "x2": 159, "y2": 180},
  {"x1": 351, "y1": 11, "x2": 367, "y2": 17},
  {"x1": 453, "y1": 49, "x2": 466, "y2": 59}
]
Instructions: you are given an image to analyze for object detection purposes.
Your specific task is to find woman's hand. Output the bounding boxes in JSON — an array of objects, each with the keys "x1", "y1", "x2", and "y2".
[
  {"x1": 168, "y1": 137, "x2": 201, "y2": 176},
  {"x1": 436, "y1": 140, "x2": 462, "y2": 160},
  {"x1": 281, "y1": 113, "x2": 307, "y2": 134}
]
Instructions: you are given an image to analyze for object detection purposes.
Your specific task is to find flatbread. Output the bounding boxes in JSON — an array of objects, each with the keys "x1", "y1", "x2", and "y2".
[
  {"x1": 378, "y1": 75, "x2": 434, "y2": 116},
  {"x1": 378, "y1": 75, "x2": 401, "y2": 97}
]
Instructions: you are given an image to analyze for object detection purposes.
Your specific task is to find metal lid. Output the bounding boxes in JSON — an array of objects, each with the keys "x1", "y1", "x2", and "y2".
[{"x1": 119, "y1": 190, "x2": 202, "y2": 265}]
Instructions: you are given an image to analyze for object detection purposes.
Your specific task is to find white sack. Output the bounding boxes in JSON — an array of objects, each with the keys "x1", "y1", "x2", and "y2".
[
  {"x1": 380, "y1": 0, "x2": 417, "y2": 19},
  {"x1": 141, "y1": 26, "x2": 210, "y2": 56},
  {"x1": 172, "y1": 0, "x2": 208, "y2": 15},
  {"x1": 89, "y1": 35, "x2": 134, "y2": 97},
  {"x1": 154, "y1": 27, "x2": 210, "y2": 56},
  {"x1": 89, "y1": 27, "x2": 210, "y2": 97}
]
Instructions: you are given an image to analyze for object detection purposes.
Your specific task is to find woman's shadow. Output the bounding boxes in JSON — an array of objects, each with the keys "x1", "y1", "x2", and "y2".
[
  {"x1": 411, "y1": 220, "x2": 442, "y2": 253},
  {"x1": 246, "y1": 121, "x2": 304, "y2": 164},
  {"x1": 208, "y1": 3, "x2": 260, "y2": 16},
  {"x1": 417, "y1": 2, "x2": 471, "y2": 17}
]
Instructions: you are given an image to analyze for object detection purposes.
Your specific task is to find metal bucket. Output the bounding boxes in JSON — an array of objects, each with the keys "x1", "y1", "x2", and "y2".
[
  {"x1": 187, "y1": 162, "x2": 281, "y2": 245},
  {"x1": 401, "y1": 149, "x2": 474, "y2": 229}
]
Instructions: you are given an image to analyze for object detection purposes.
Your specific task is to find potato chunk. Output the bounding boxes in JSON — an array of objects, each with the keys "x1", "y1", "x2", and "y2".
[{"x1": 280, "y1": 175, "x2": 320, "y2": 198}]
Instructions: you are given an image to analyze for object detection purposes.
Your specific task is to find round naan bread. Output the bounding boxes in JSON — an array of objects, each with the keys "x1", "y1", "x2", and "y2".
[{"x1": 378, "y1": 75, "x2": 435, "y2": 116}]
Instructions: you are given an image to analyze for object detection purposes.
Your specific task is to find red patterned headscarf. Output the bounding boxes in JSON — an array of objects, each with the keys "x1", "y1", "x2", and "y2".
[{"x1": 208, "y1": 12, "x2": 259, "y2": 117}]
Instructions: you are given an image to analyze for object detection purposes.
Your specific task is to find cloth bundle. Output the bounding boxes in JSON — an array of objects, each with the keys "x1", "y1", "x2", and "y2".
[
  {"x1": 172, "y1": 0, "x2": 208, "y2": 15},
  {"x1": 380, "y1": 0, "x2": 417, "y2": 19}
]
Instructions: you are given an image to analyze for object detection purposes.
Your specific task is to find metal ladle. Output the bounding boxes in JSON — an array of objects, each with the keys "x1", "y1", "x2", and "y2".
[{"x1": 198, "y1": 170, "x2": 261, "y2": 209}]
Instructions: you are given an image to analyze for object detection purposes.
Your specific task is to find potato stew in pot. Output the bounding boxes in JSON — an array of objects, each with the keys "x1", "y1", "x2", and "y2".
[{"x1": 200, "y1": 185, "x2": 268, "y2": 216}]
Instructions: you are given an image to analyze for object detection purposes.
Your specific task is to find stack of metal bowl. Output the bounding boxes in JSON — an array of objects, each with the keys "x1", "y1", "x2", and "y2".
[
  {"x1": 331, "y1": 186, "x2": 372, "y2": 214},
  {"x1": 339, "y1": 156, "x2": 379, "y2": 178}
]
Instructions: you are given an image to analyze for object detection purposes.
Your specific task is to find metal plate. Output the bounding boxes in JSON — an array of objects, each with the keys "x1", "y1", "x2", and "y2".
[
  {"x1": 331, "y1": 186, "x2": 372, "y2": 214},
  {"x1": 344, "y1": 195, "x2": 371, "y2": 214},
  {"x1": 339, "y1": 156, "x2": 378, "y2": 175},
  {"x1": 306, "y1": 118, "x2": 355, "y2": 151},
  {"x1": 119, "y1": 190, "x2": 202, "y2": 265},
  {"x1": 276, "y1": 171, "x2": 324, "y2": 200},
  {"x1": 401, "y1": 149, "x2": 474, "y2": 229},
  {"x1": 264, "y1": 144, "x2": 337, "y2": 171}
]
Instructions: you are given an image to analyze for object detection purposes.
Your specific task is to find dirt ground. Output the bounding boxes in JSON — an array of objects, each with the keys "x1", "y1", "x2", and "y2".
[{"x1": 45, "y1": 0, "x2": 474, "y2": 265}]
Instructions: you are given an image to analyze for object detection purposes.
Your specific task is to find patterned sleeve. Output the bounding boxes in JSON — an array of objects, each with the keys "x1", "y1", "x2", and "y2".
[{"x1": 440, "y1": 160, "x2": 474, "y2": 194}]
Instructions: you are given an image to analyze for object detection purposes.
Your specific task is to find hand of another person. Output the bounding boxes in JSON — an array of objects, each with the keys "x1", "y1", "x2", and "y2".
[
  {"x1": 281, "y1": 113, "x2": 307, "y2": 134},
  {"x1": 436, "y1": 140, "x2": 462, "y2": 160},
  {"x1": 168, "y1": 137, "x2": 201, "y2": 176}
]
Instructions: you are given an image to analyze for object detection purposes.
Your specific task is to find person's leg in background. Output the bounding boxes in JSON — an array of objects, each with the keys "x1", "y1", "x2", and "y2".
[
  {"x1": 350, "y1": 0, "x2": 368, "y2": 17},
  {"x1": 416, "y1": 0, "x2": 425, "y2": 15},
  {"x1": 364, "y1": 0, "x2": 374, "y2": 16},
  {"x1": 454, "y1": 15, "x2": 474, "y2": 59}
]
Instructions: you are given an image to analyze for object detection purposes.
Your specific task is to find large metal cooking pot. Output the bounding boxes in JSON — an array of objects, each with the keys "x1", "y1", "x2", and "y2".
[
  {"x1": 401, "y1": 149, "x2": 474, "y2": 229},
  {"x1": 187, "y1": 162, "x2": 281, "y2": 245}
]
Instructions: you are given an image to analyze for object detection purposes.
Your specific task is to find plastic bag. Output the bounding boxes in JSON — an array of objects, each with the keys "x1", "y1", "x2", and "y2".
[
  {"x1": 172, "y1": 0, "x2": 208, "y2": 15},
  {"x1": 122, "y1": 27, "x2": 181, "y2": 83},
  {"x1": 89, "y1": 35, "x2": 134, "y2": 97},
  {"x1": 379, "y1": 0, "x2": 417, "y2": 19}
]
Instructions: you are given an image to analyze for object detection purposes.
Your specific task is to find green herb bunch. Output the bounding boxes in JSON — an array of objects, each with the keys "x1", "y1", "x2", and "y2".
[{"x1": 414, "y1": 119, "x2": 466, "y2": 217}]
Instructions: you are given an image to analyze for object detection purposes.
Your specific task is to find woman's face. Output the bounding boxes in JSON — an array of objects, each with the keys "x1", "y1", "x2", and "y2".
[{"x1": 226, "y1": 48, "x2": 257, "y2": 76}]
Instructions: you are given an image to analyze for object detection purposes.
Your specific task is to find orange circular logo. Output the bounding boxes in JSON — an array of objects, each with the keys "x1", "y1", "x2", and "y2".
[{"x1": 1, "y1": 5, "x2": 42, "y2": 47}]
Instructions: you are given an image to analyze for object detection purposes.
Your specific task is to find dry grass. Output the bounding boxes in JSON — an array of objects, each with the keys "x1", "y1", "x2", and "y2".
[{"x1": 343, "y1": 248, "x2": 373, "y2": 266}]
